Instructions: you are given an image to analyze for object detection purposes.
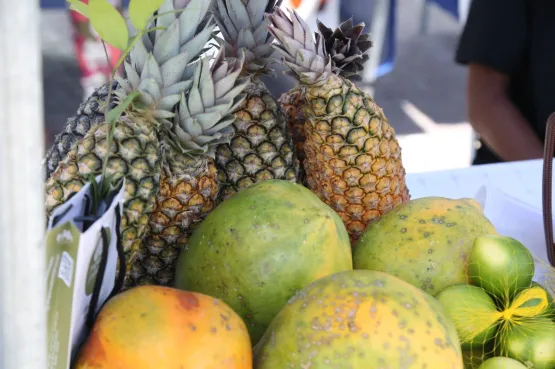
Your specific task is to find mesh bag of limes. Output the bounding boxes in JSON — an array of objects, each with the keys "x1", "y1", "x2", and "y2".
[{"x1": 435, "y1": 234, "x2": 555, "y2": 369}]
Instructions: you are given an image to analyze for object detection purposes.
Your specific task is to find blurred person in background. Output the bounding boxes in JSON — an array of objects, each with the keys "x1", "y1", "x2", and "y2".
[
  {"x1": 456, "y1": 0, "x2": 555, "y2": 165},
  {"x1": 69, "y1": 0, "x2": 123, "y2": 101}
]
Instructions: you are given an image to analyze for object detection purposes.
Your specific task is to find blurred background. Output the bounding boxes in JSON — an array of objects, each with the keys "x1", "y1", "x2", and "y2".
[{"x1": 40, "y1": 0, "x2": 472, "y2": 174}]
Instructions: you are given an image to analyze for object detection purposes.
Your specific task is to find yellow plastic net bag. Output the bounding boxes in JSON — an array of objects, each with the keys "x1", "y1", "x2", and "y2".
[{"x1": 435, "y1": 234, "x2": 555, "y2": 369}]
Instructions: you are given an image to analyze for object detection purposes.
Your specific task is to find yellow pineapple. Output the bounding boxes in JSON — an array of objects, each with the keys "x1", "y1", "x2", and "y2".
[
  {"x1": 279, "y1": 18, "x2": 372, "y2": 183},
  {"x1": 267, "y1": 8, "x2": 410, "y2": 242}
]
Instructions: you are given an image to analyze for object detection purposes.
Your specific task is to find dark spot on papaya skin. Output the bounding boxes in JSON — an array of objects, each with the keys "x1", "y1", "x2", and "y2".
[
  {"x1": 229, "y1": 228, "x2": 241, "y2": 241},
  {"x1": 210, "y1": 327, "x2": 217, "y2": 333},
  {"x1": 400, "y1": 228, "x2": 407, "y2": 233},
  {"x1": 188, "y1": 323, "x2": 196, "y2": 331},
  {"x1": 177, "y1": 292, "x2": 199, "y2": 311},
  {"x1": 140, "y1": 312, "x2": 147, "y2": 318}
]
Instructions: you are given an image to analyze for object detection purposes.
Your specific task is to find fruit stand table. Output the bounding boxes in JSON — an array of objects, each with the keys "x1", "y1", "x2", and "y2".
[
  {"x1": 406, "y1": 158, "x2": 545, "y2": 207},
  {"x1": 406, "y1": 158, "x2": 554, "y2": 280}
]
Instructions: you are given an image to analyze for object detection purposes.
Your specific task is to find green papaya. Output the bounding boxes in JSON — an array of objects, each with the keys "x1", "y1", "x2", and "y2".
[{"x1": 174, "y1": 180, "x2": 353, "y2": 344}]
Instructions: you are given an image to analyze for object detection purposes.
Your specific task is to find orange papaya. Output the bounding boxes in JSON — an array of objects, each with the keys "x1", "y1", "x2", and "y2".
[
  {"x1": 74, "y1": 285, "x2": 252, "y2": 369},
  {"x1": 254, "y1": 270, "x2": 464, "y2": 369}
]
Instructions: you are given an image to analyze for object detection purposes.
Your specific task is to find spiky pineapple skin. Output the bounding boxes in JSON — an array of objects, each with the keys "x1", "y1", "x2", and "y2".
[
  {"x1": 302, "y1": 74, "x2": 410, "y2": 242},
  {"x1": 45, "y1": 112, "x2": 162, "y2": 270},
  {"x1": 126, "y1": 148, "x2": 218, "y2": 288},
  {"x1": 278, "y1": 85, "x2": 309, "y2": 185},
  {"x1": 44, "y1": 81, "x2": 118, "y2": 180},
  {"x1": 215, "y1": 79, "x2": 300, "y2": 202}
]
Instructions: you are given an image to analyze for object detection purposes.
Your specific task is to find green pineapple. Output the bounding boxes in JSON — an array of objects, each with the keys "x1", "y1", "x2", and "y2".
[
  {"x1": 130, "y1": 49, "x2": 249, "y2": 287},
  {"x1": 44, "y1": 0, "x2": 220, "y2": 283},
  {"x1": 210, "y1": 0, "x2": 301, "y2": 202}
]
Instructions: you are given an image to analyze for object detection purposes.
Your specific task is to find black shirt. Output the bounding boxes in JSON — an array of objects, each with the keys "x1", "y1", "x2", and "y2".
[{"x1": 455, "y1": 0, "x2": 555, "y2": 165}]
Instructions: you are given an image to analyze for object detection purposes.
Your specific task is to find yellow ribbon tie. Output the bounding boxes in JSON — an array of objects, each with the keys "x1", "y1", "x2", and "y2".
[{"x1": 500, "y1": 286, "x2": 549, "y2": 322}]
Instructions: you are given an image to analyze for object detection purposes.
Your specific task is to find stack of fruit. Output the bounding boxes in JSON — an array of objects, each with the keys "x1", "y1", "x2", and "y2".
[
  {"x1": 42, "y1": 1, "x2": 555, "y2": 368},
  {"x1": 71, "y1": 179, "x2": 554, "y2": 368},
  {"x1": 435, "y1": 235, "x2": 555, "y2": 369},
  {"x1": 73, "y1": 181, "x2": 466, "y2": 369},
  {"x1": 45, "y1": 0, "x2": 411, "y2": 290}
]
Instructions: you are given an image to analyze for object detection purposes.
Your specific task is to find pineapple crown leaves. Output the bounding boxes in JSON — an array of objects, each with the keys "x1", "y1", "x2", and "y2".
[
  {"x1": 133, "y1": 0, "x2": 216, "y2": 67},
  {"x1": 169, "y1": 47, "x2": 249, "y2": 158},
  {"x1": 317, "y1": 18, "x2": 373, "y2": 82},
  {"x1": 69, "y1": 0, "x2": 216, "y2": 126},
  {"x1": 210, "y1": 0, "x2": 284, "y2": 77},
  {"x1": 265, "y1": 7, "x2": 333, "y2": 85},
  {"x1": 114, "y1": 50, "x2": 191, "y2": 128},
  {"x1": 128, "y1": 0, "x2": 218, "y2": 82},
  {"x1": 113, "y1": 0, "x2": 222, "y2": 128}
]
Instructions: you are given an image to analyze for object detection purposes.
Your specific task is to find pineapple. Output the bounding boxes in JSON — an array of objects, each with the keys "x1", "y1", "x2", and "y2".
[
  {"x1": 43, "y1": 0, "x2": 215, "y2": 180},
  {"x1": 267, "y1": 8, "x2": 410, "y2": 242},
  {"x1": 44, "y1": 0, "x2": 248, "y2": 288},
  {"x1": 209, "y1": 0, "x2": 301, "y2": 202},
  {"x1": 130, "y1": 50, "x2": 249, "y2": 287},
  {"x1": 279, "y1": 17, "x2": 372, "y2": 181}
]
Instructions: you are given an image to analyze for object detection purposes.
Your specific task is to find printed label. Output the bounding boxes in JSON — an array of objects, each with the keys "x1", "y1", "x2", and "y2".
[{"x1": 58, "y1": 251, "x2": 74, "y2": 288}]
